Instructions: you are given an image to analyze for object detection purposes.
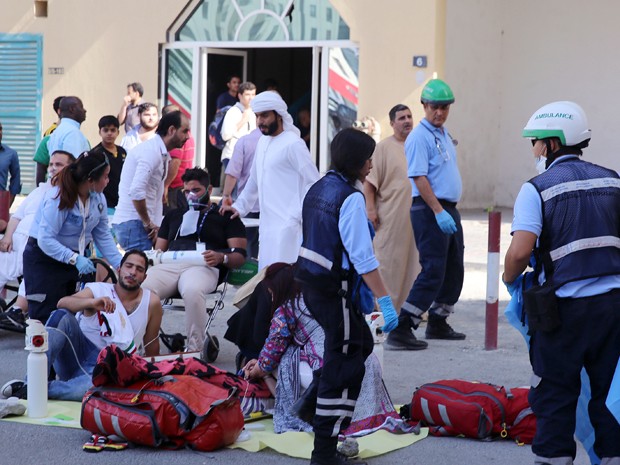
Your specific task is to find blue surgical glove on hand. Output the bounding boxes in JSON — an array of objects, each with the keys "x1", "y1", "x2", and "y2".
[
  {"x1": 377, "y1": 295, "x2": 398, "y2": 333},
  {"x1": 503, "y1": 274, "x2": 523, "y2": 297},
  {"x1": 75, "y1": 256, "x2": 96, "y2": 275},
  {"x1": 435, "y1": 210, "x2": 457, "y2": 234}
]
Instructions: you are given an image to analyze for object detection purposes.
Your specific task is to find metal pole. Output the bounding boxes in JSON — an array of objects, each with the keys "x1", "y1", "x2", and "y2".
[{"x1": 485, "y1": 209, "x2": 501, "y2": 350}]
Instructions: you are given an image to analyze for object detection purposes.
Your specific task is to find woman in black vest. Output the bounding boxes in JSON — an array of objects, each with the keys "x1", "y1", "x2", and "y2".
[{"x1": 295, "y1": 128, "x2": 398, "y2": 465}]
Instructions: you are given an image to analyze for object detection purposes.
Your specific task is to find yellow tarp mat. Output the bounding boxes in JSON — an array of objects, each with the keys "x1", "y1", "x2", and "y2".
[
  {"x1": 0, "y1": 400, "x2": 82, "y2": 429},
  {"x1": 229, "y1": 419, "x2": 428, "y2": 459},
  {"x1": 1, "y1": 400, "x2": 428, "y2": 459}
]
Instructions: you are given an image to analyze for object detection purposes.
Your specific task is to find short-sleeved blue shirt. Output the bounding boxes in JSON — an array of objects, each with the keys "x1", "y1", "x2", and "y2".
[{"x1": 405, "y1": 118, "x2": 462, "y2": 202}]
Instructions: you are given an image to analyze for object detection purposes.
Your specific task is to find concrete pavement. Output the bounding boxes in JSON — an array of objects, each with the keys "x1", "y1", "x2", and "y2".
[{"x1": 0, "y1": 208, "x2": 590, "y2": 465}]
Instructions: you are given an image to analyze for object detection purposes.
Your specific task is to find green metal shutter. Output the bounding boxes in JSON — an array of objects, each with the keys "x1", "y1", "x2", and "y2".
[{"x1": 0, "y1": 34, "x2": 43, "y2": 194}]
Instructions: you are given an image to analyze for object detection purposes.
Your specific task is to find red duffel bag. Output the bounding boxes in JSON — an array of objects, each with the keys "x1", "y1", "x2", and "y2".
[
  {"x1": 81, "y1": 374, "x2": 244, "y2": 451},
  {"x1": 407, "y1": 379, "x2": 536, "y2": 443}
]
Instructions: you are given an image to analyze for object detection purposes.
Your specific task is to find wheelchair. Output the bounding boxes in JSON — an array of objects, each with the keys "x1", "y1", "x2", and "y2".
[{"x1": 158, "y1": 258, "x2": 259, "y2": 363}]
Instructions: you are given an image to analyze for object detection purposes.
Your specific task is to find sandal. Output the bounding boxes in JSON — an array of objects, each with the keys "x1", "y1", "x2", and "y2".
[
  {"x1": 83, "y1": 434, "x2": 107, "y2": 452},
  {"x1": 103, "y1": 439, "x2": 129, "y2": 451}
]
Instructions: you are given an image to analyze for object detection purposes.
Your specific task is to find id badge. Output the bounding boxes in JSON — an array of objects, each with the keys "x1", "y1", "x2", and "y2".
[{"x1": 196, "y1": 242, "x2": 206, "y2": 252}]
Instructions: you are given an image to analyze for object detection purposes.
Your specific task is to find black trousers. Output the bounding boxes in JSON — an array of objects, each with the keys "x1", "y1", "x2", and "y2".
[
  {"x1": 23, "y1": 241, "x2": 80, "y2": 323},
  {"x1": 302, "y1": 285, "x2": 373, "y2": 459},
  {"x1": 529, "y1": 288, "x2": 620, "y2": 460}
]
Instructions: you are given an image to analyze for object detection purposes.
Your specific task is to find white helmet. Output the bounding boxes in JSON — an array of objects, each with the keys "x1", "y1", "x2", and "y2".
[{"x1": 522, "y1": 101, "x2": 591, "y2": 146}]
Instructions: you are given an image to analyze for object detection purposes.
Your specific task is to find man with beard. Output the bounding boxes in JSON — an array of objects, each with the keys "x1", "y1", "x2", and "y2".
[
  {"x1": 143, "y1": 168, "x2": 246, "y2": 352},
  {"x1": 364, "y1": 104, "x2": 426, "y2": 350},
  {"x1": 222, "y1": 91, "x2": 319, "y2": 270},
  {"x1": 120, "y1": 102, "x2": 159, "y2": 152},
  {"x1": 0, "y1": 250, "x2": 162, "y2": 401},
  {"x1": 112, "y1": 111, "x2": 190, "y2": 251}
]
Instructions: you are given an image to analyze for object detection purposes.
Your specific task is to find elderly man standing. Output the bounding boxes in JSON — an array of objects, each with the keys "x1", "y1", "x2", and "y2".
[
  {"x1": 222, "y1": 91, "x2": 319, "y2": 269},
  {"x1": 112, "y1": 111, "x2": 190, "y2": 251},
  {"x1": 47, "y1": 96, "x2": 90, "y2": 158},
  {"x1": 401, "y1": 79, "x2": 466, "y2": 342},
  {"x1": 363, "y1": 104, "x2": 425, "y2": 350}
]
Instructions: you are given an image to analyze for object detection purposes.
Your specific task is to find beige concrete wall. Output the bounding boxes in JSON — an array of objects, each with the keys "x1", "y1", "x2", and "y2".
[
  {"x1": 332, "y1": 0, "x2": 445, "y2": 141},
  {"x1": 1, "y1": 0, "x2": 186, "y2": 144},
  {"x1": 444, "y1": 0, "x2": 503, "y2": 208},
  {"x1": 446, "y1": 0, "x2": 620, "y2": 208}
]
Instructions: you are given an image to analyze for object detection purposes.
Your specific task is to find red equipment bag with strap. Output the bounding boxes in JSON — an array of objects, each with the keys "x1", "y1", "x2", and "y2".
[
  {"x1": 408, "y1": 379, "x2": 536, "y2": 443},
  {"x1": 505, "y1": 387, "x2": 536, "y2": 444},
  {"x1": 81, "y1": 375, "x2": 244, "y2": 451},
  {"x1": 410, "y1": 379, "x2": 510, "y2": 439}
]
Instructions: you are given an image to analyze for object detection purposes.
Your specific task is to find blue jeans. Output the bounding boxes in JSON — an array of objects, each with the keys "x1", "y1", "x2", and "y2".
[
  {"x1": 45, "y1": 309, "x2": 99, "y2": 401},
  {"x1": 404, "y1": 198, "x2": 464, "y2": 313},
  {"x1": 113, "y1": 219, "x2": 152, "y2": 252}
]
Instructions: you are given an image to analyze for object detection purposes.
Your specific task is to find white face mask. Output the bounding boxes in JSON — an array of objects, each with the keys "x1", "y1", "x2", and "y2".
[{"x1": 535, "y1": 156, "x2": 547, "y2": 174}]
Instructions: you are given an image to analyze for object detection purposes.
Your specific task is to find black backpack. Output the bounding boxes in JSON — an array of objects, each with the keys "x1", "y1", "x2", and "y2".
[{"x1": 208, "y1": 105, "x2": 232, "y2": 150}]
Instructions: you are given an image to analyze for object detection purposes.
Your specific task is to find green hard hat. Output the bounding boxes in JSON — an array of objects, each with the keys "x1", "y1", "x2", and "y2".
[{"x1": 421, "y1": 79, "x2": 455, "y2": 104}]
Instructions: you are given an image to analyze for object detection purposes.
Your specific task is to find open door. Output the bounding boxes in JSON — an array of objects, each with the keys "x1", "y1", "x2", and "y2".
[
  {"x1": 318, "y1": 46, "x2": 359, "y2": 173},
  {"x1": 202, "y1": 49, "x2": 247, "y2": 186}
]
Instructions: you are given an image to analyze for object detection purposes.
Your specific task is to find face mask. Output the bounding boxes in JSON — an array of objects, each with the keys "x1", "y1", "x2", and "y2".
[
  {"x1": 185, "y1": 191, "x2": 209, "y2": 209},
  {"x1": 535, "y1": 156, "x2": 546, "y2": 174}
]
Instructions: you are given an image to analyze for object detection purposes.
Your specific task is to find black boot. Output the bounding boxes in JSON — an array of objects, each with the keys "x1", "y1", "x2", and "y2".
[
  {"x1": 425, "y1": 314, "x2": 466, "y2": 340},
  {"x1": 385, "y1": 316, "x2": 428, "y2": 350},
  {"x1": 291, "y1": 369, "x2": 321, "y2": 424},
  {"x1": 311, "y1": 436, "x2": 368, "y2": 465}
]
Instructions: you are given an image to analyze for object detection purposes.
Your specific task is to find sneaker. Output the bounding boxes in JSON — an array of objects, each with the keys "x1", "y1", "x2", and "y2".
[
  {"x1": 384, "y1": 322, "x2": 428, "y2": 351},
  {"x1": 0, "y1": 307, "x2": 27, "y2": 333},
  {"x1": 1, "y1": 379, "x2": 27, "y2": 399},
  {"x1": 425, "y1": 315, "x2": 466, "y2": 340}
]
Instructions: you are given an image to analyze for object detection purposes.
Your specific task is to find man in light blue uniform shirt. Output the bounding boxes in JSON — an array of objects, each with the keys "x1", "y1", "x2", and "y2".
[
  {"x1": 47, "y1": 96, "x2": 90, "y2": 158},
  {"x1": 0, "y1": 121, "x2": 21, "y2": 206},
  {"x1": 503, "y1": 101, "x2": 620, "y2": 465},
  {"x1": 397, "y1": 79, "x2": 466, "y2": 346}
]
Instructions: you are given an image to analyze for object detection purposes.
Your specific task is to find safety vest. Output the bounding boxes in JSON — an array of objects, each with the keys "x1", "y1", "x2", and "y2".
[
  {"x1": 529, "y1": 158, "x2": 620, "y2": 287},
  {"x1": 296, "y1": 171, "x2": 358, "y2": 292}
]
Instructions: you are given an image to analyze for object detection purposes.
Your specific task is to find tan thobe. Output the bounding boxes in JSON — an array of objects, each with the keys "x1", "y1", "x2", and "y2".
[{"x1": 366, "y1": 135, "x2": 420, "y2": 310}]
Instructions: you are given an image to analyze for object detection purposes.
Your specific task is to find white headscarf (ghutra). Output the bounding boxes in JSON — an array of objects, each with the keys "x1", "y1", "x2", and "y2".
[{"x1": 250, "y1": 91, "x2": 300, "y2": 136}]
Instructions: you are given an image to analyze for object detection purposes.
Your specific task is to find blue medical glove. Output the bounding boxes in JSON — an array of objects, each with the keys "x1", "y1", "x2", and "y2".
[
  {"x1": 503, "y1": 274, "x2": 523, "y2": 297},
  {"x1": 377, "y1": 295, "x2": 398, "y2": 333},
  {"x1": 75, "y1": 256, "x2": 96, "y2": 275},
  {"x1": 435, "y1": 210, "x2": 457, "y2": 234}
]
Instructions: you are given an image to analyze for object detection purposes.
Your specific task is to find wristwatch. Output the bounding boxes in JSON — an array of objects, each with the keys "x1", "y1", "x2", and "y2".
[{"x1": 68, "y1": 253, "x2": 79, "y2": 266}]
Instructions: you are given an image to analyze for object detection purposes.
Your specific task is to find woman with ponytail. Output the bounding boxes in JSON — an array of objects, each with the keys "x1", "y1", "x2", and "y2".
[{"x1": 23, "y1": 150, "x2": 122, "y2": 323}]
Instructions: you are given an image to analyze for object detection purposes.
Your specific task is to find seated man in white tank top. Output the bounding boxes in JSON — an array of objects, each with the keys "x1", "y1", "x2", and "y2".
[{"x1": 0, "y1": 250, "x2": 163, "y2": 401}]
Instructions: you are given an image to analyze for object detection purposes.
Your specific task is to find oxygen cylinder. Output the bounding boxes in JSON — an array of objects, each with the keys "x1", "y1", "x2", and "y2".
[
  {"x1": 25, "y1": 319, "x2": 48, "y2": 418},
  {"x1": 366, "y1": 312, "x2": 385, "y2": 371},
  {"x1": 160, "y1": 250, "x2": 206, "y2": 266},
  {"x1": 144, "y1": 249, "x2": 207, "y2": 267}
]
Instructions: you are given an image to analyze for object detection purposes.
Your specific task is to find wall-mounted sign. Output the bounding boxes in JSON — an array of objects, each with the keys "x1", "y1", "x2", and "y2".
[
  {"x1": 413, "y1": 56, "x2": 427, "y2": 68},
  {"x1": 48, "y1": 67, "x2": 64, "y2": 75}
]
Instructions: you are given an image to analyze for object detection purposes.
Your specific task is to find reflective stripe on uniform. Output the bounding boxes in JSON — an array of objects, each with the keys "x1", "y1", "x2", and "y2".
[
  {"x1": 549, "y1": 235, "x2": 620, "y2": 262},
  {"x1": 298, "y1": 247, "x2": 333, "y2": 271},
  {"x1": 540, "y1": 177, "x2": 620, "y2": 202}
]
